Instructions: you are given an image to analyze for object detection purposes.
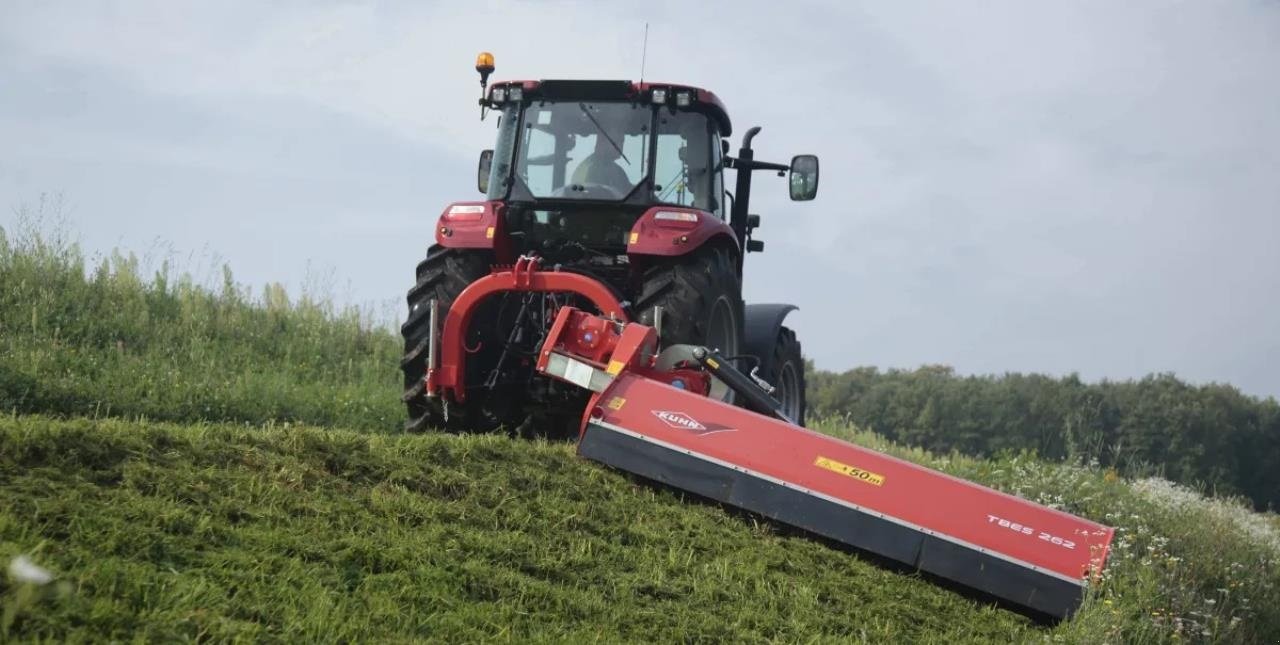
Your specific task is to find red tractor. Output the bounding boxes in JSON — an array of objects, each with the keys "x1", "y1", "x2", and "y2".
[
  {"x1": 395, "y1": 55, "x2": 1113, "y2": 619},
  {"x1": 401, "y1": 55, "x2": 819, "y2": 434}
]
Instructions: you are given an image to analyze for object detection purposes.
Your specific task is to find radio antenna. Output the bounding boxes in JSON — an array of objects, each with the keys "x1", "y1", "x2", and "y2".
[{"x1": 640, "y1": 23, "x2": 649, "y2": 83}]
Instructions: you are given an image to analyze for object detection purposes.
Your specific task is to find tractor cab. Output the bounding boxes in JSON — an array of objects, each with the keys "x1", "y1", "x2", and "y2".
[
  {"x1": 475, "y1": 80, "x2": 734, "y2": 262},
  {"x1": 482, "y1": 81, "x2": 728, "y2": 211},
  {"x1": 473, "y1": 77, "x2": 817, "y2": 266}
]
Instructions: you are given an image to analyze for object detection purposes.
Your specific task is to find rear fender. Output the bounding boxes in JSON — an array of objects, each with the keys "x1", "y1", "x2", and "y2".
[
  {"x1": 743, "y1": 303, "x2": 797, "y2": 377},
  {"x1": 627, "y1": 206, "x2": 740, "y2": 259},
  {"x1": 434, "y1": 200, "x2": 514, "y2": 261}
]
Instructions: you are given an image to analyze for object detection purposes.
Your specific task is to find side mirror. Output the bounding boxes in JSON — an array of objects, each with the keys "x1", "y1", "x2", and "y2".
[
  {"x1": 477, "y1": 149, "x2": 494, "y2": 194},
  {"x1": 789, "y1": 155, "x2": 819, "y2": 201}
]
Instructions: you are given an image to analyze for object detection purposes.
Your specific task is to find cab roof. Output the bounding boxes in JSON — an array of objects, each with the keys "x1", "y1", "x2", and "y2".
[{"x1": 491, "y1": 79, "x2": 733, "y2": 136}]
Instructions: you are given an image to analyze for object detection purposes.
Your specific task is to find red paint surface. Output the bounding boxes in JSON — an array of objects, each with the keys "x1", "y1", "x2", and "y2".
[
  {"x1": 627, "y1": 206, "x2": 739, "y2": 257},
  {"x1": 593, "y1": 373, "x2": 1114, "y2": 582},
  {"x1": 434, "y1": 260, "x2": 627, "y2": 402},
  {"x1": 434, "y1": 201, "x2": 513, "y2": 260}
]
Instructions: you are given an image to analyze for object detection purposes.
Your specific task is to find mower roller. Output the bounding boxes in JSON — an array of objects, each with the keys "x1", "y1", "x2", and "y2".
[{"x1": 401, "y1": 55, "x2": 1114, "y2": 619}]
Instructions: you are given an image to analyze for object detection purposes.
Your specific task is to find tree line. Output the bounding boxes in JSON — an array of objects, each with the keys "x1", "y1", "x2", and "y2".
[{"x1": 807, "y1": 365, "x2": 1280, "y2": 510}]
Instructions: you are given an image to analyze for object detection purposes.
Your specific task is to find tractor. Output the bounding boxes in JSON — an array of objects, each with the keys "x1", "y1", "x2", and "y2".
[
  {"x1": 394, "y1": 54, "x2": 1113, "y2": 619},
  {"x1": 401, "y1": 53, "x2": 819, "y2": 434}
]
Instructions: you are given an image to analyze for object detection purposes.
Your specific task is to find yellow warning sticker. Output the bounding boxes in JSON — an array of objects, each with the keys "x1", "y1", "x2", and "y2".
[
  {"x1": 606, "y1": 360, "x2": 626, "y2": 376},
  {"x1": 607, "y1": 396, "x2": 626, "y2": 410},
  {"x1": 815, "y1": 456, "x2": 885, "y2": 486}
]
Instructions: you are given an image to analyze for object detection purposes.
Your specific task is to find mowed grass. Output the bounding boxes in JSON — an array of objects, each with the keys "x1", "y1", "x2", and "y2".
[
  {"x1": 2, "y1": 416, "x2": 1037, "y2": 643},
  {"x1": 4, "y1": 416, "x2": 1278, "y2": 643}
]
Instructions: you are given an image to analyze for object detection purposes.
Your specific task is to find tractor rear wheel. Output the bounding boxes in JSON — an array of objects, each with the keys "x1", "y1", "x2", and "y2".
[
  {"x1": 769, "y1": 326, "x2": 806, "y2": 426},
  {"x1": 635, "y1": 245, "x2": 743, "y2": 401},
  {"x1": 400, "y1": 245, "x2": 493, "y2": 433}
]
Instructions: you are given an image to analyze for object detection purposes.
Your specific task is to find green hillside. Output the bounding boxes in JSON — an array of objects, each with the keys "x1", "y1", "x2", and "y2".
[
  {"x1": 2, "y1": 222, "x2": 1278, "y2": 642},
  {"x1": 0, "y1": 216, "x2": 401, "y2": 431},
  {"x1": 4, "y1": 416, "x2": 1276, "y2": 643}
]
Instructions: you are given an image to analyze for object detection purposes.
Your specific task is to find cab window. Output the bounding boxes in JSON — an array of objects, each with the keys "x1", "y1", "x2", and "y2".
[{"x1": 653, "y1": 111, "x2": 720, "y2": 215}]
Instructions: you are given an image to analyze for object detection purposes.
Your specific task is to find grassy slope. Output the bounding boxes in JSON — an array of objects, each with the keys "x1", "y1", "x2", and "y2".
[
  {"x1": 3, "y1": 417, "x2": 1034, "y2": 643},
  {"x1": 4, "y1": 417, "x2": 1277, "y2": 643},
  {"x1": 0, "y1": 222, "x2": 401, "y2": 431}
]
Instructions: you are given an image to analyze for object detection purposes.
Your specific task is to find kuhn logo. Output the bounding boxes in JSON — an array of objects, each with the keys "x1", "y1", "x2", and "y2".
[
  {"x1": 653, "y1": 410, "x2": 706, "y2": 431},
  {"x1": 651, "y1": 410, "x2": 736, "y2": 436}
]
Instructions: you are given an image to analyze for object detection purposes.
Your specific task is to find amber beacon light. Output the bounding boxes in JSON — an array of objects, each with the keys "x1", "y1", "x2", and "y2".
[{"x1": 475, "y1": 52, "x2": 495, "y2": 86}]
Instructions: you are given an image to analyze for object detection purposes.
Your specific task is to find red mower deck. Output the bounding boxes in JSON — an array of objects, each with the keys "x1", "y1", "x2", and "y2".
[{"x1": 575, "y1": 373, "x2": 1113, "y2": 618}]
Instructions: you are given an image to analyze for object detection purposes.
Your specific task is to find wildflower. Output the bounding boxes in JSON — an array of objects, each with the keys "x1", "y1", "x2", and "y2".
[{"x1": 8, "y1": 555, "x2": 53, "y2": 585}]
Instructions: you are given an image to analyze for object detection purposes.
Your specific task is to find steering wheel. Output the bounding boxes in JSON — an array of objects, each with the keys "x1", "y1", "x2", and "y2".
[{"x1": 551, "y1": 183, "x2": 625, "y2": 200}]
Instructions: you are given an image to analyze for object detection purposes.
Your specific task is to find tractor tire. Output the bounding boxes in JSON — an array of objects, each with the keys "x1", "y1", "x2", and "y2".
[
  {"x1": 400, "y1": 245, "x2": 492, "y2": 433},
  {"x1": 634, "y1": 245, "x2": 744, "y2": 398},
  {"x1": 768, "y1": 326, "x2": 806, "y2": 426}
]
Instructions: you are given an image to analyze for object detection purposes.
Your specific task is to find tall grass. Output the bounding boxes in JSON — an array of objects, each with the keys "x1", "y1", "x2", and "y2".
[{"x1": 0, "y1": 202, "x2": 402, "y2": 431}]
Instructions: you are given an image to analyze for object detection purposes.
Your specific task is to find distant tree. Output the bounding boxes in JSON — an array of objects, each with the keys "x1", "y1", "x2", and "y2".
[{"x1": 808, "y1": 365, "x2": 1280, "y2": 510}]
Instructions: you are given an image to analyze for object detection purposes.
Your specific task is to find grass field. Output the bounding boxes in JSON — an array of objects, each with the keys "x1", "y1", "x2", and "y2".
[
  {"x1": 3, "y1": 417, "x2": 1277, "y2": 643},
  {"x1": 3, "y1": 219, "x2": 1278, "y2": 642}
]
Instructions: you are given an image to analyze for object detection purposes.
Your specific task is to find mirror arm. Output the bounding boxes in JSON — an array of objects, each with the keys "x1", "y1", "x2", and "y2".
[{"x1": 732, "y1": 158, "x2": 790, "y2": 173}]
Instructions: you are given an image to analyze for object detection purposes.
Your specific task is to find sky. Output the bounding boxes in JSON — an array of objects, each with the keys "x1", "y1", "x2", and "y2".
[{"x1": 2, "y1": 1, "x2": 1278, "y2": 398}]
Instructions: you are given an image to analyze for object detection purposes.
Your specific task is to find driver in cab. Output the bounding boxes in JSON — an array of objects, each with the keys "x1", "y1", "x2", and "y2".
[{"x1": 570, "y1": 135, "x2": 630, "y2": 195}]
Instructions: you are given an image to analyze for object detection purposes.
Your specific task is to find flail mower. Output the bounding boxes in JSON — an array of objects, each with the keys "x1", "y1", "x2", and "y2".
[{"x1": 400, "y1": 53, "x2": 1113, "y2": 619}]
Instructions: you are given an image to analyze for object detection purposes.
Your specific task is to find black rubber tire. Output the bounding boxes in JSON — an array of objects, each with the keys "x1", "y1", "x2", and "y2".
[
  {"x1": 400, "y1": 245, "x2": 491, "y2": 432},
  {"x1": 769, "y1": 326, "x2": 806, "y2": 426},
  {"x1": 634, "y1": 245, "x2": 744, "y2": 375}
]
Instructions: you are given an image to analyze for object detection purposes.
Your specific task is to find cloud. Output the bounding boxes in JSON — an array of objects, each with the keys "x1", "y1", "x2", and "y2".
[{"x1": 2, "y1": 1, "x2": 1278, "y2": 396}]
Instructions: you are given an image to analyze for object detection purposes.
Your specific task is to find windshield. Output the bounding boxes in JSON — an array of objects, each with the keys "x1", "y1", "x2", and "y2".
[
  {"x1": 487, "y1": 99, "x2": 721, "y2": 212},
  {"x1": 517, "y1": 101, "x2": 649, "y2": 201}
]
